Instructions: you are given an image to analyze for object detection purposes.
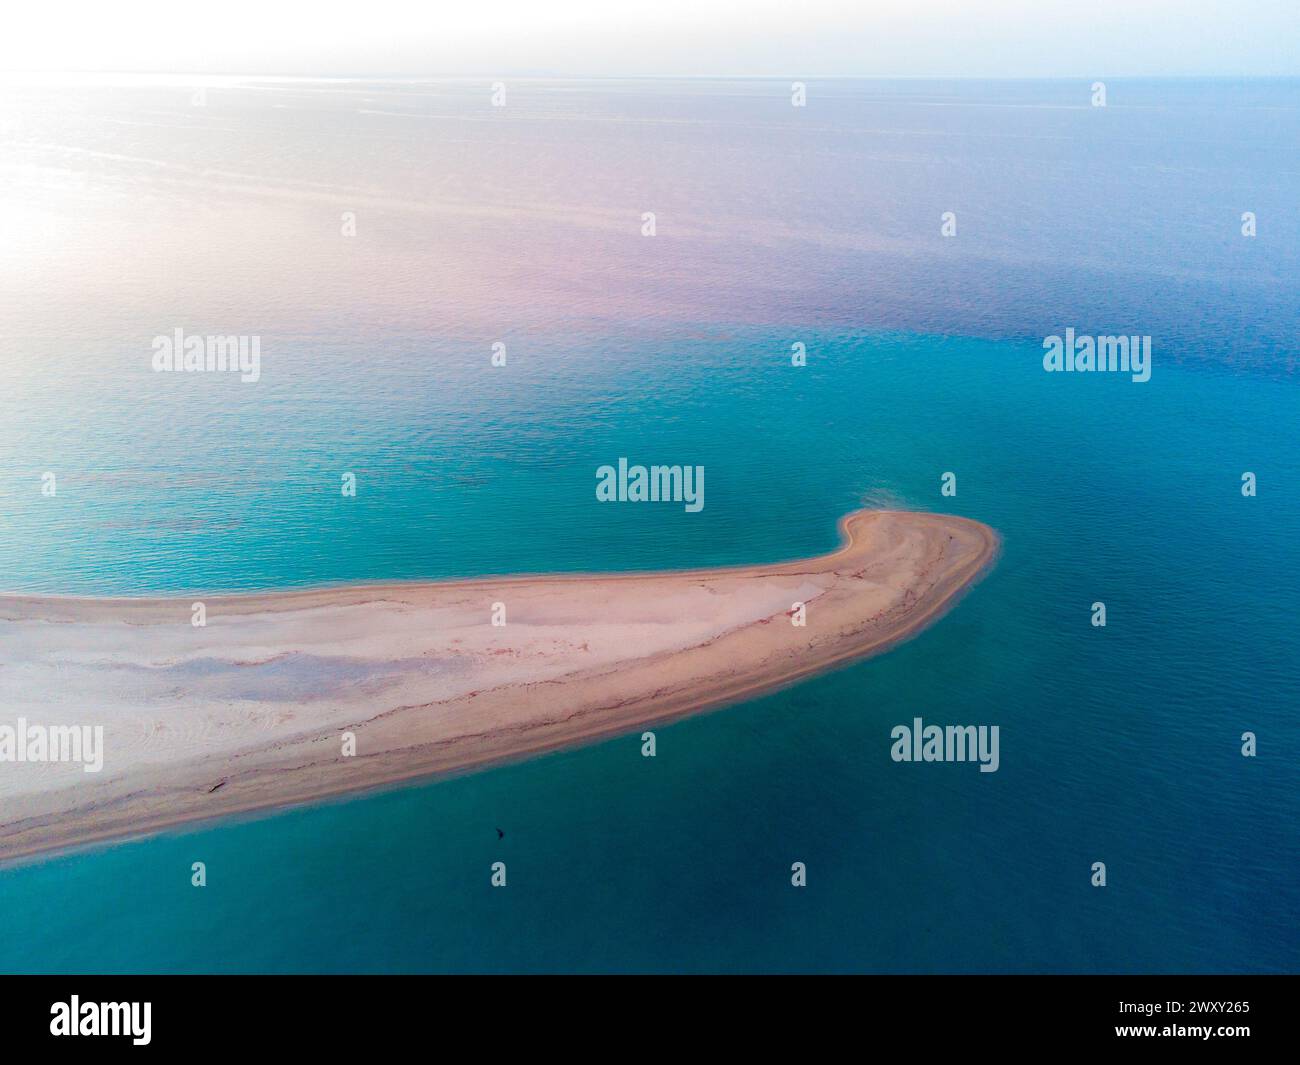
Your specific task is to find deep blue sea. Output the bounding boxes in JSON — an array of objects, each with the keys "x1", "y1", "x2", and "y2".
[{"x1": 0, "y1": 77, "x2": 1296, "y2": 972}]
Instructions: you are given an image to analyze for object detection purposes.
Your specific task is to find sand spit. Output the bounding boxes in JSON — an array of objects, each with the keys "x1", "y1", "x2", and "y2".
[{"x1": 0, "y1": 509, "x2": 998, "y2": 863}]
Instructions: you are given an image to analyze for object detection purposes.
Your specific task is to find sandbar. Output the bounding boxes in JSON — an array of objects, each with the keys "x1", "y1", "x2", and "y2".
[{"x1": 0, "y1": 509, "x2": 998, "y2": 863}]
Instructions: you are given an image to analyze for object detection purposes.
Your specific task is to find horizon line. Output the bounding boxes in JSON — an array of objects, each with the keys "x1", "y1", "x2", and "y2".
[{"x1": 4, "y1": 71, "x2": 1298, "y2": 82}]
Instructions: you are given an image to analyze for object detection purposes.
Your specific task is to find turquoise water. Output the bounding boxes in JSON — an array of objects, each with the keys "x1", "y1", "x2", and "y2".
[
  {"x1": 1, "y1": 329, "x2": 1296, "y2": 972},
  {"x1": 1, "y1": 76, "x2": 1296, "y2": 972}
]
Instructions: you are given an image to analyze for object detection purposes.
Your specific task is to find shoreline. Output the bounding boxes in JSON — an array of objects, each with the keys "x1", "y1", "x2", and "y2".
[{"x1": 0, "y1": 509, "x2": 999, "y2": 865}]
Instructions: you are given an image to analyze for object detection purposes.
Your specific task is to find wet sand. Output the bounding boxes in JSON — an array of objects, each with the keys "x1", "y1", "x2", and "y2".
[{"x1": 0, "y1": 509, "x2": 998, "y2": 863}]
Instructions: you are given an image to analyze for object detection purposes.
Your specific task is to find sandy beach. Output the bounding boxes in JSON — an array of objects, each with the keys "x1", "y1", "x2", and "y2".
[{"x1": 0, "y1": 509, "x2": 997, "y2": 863}]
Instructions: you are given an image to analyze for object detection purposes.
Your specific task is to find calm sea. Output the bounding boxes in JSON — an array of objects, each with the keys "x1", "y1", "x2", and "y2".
[{"x1": 0, "y1": 77, "x2": 1296, "y2": 972}]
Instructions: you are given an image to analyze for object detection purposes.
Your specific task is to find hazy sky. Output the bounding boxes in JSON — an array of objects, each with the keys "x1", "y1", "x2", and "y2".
[{"x1": 2, "y1": 0, "x2": 1297, "y2": 77}]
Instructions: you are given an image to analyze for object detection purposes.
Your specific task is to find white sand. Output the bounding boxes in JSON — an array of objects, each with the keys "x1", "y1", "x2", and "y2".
[{"x1": 0, "y1": 509, "x2": 998, "y2": 862}]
